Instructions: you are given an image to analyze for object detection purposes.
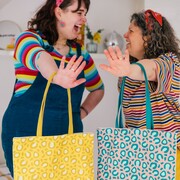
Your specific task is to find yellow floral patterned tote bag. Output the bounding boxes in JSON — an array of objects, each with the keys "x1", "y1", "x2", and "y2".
[{"x1": 13, "y1": 73, "x2": 94, "y2": 180}]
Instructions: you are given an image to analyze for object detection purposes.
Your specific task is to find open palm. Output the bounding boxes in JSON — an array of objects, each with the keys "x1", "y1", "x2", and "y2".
[
  {"x1": 100, "y1": 46, "x2": 131, "y2": 77},
  {"x1": 53, "y1": 55, "x2": 86, "y2": 88}
]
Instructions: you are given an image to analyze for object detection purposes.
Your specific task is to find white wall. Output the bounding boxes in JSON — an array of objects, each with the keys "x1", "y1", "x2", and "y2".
[
  {"x1": 0, "y1": 0, "x2": 179, "y2": 176},
  {"x1": 0, "y1": 0, "x2": 144, "y2": 53},
  {"x1": 0, "y1": 0, "x2": 144, "y2": 165},
  {"x1": 1, "y1": 0, "x2": 179, "y2": 39},
  {"x1": 144, "y1": 0, "x2": 180, "y2": 39},
  {"x1": 0, "y1": 0, "x2": 44, "y2": 31},
  {"x1": 86, "y1": 0, "x2": 144, "y2": 52},
  {"x1": 0, "y1": 55, "x2": 15, "y2": 164},
  {"x1": 0, "y1": 0, "x2": 11, "y2": 8}
]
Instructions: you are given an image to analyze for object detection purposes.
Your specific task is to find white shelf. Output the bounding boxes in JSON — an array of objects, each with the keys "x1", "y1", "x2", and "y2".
[
  {"x1": 0, "y1": 50, "x2": 14, "y2": 57},
  {"x1": 90, "y1": 53, "x2": 105, "y2": 61},
  {"x1": 0, "y1": 50, "x2": 105, "y2": 60}
]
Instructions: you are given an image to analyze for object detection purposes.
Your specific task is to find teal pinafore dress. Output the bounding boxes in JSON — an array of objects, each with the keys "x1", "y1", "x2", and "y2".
[{"x1": 1, "y1": 43, "x2": 84, "y2": 176}]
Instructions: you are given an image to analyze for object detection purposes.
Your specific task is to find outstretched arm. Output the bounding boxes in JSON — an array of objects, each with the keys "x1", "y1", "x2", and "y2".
[{"x1": 100, "y1": 46, "x2": 157, "y2": 81}]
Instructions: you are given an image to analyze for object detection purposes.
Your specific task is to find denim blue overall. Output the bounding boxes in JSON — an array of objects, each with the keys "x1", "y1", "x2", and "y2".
[{"x1": 1, "y1": 44, "x2": 84, "y2": 176}]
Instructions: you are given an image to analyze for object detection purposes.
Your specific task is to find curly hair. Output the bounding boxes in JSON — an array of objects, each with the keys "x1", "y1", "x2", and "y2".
[
  {"x1": 28, "y1": 0, "x2": 90, "y2": 45},
  {"x1": 130, "y1": 10, "x2": 180, "y2": 62}
]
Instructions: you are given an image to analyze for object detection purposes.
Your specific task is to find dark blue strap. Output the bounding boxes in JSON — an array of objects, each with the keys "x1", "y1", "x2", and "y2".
[
  {"x1": 76, "y1": 42, "x2": 81, "y2": 58},
  {"x1": 115, "y1": 62, "x2": 154, "y2": 129}
]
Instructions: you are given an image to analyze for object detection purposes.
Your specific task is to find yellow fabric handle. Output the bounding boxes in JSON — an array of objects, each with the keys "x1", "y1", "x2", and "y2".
[
  {"x1": 37, "y1": 72, "x2": 73, "y2": 136},
  {"x1": 67, "y1": 88, "x2": 73, "y2": 134}
]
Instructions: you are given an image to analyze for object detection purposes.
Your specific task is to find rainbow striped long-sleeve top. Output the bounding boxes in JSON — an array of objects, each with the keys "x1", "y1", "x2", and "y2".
[
  {"x1": 13, "y1": 30, "x2": 104, "y2": 97},
  {"x1": 118, "y1": 53, "x2": 180, "y2": 148}
]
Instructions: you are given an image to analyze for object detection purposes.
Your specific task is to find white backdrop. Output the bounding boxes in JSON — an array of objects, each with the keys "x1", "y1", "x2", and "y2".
[
  {"x1": 0, "y1": 0, "x2": 180, "y2": 177},
  {"x1": 145, "y1": 0, "x2": 180, "y2": 39}
]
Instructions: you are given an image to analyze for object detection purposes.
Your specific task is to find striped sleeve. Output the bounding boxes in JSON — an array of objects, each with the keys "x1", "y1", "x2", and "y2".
[
  {"x1": 82, "y1": 48, "x2": 104, "y2": 92},
  {"x1": 13, "y1": 31, "x2": 45, "y2": 70},
  {"x1": 153, "y1": 53, "x2": 179, "y2": 93}
]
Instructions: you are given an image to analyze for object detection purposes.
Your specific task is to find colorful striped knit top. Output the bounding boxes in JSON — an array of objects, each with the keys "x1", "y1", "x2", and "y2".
[
  {"x1": 118, "y1": 53, "x2": 180, "y2": 148},
  {"x1": 13, "y1": 30, "x2": 104, "y2": 97}
]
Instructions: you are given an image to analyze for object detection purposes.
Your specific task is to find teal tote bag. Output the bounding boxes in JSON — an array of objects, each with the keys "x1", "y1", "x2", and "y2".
[{"x1": 97, "y1": 63, "x2": 177, "y2": 180}]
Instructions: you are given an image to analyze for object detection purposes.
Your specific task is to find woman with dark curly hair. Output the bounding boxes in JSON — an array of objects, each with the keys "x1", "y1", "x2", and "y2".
[
  {"x1": 1, "y1": 0, "x2": 104, "y2": 177},
  {"x1": 100, "y1": 9, "x2": 180, "y2": 177}
]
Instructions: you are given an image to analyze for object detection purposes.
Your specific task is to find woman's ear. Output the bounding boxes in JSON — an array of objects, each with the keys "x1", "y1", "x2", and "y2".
[
  {"x1": 54, "y1": 6, "x2": 62, "y2": 20},
  {"x1": 144, "y1": 35, "x2": 151, "y2": 47}
]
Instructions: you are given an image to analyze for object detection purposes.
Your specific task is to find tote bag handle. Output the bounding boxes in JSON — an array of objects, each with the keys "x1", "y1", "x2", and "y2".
[
  {"x1": 115, "y1": 62, "x2": 154, "y2": 129},
  {"x1": 36, "y1": 72, "x2": 73, "y2": 136}
]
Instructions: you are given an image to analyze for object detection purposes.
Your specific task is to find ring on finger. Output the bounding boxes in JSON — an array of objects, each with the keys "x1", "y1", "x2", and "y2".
[{"x1": 71, "y1": 68, "x2": 75, "y2": 72}]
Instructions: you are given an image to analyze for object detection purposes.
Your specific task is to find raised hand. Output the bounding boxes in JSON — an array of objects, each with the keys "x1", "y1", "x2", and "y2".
[
  {"x1": 100, "y1": 46, "x2": 131, "y2": 77},
  {"x1": 53, "y1": 55, "x2": 86, "y2": 88}
]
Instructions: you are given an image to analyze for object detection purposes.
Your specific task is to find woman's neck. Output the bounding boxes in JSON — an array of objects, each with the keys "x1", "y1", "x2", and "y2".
[
  {"x1": 54, "y1": 39, "x2": 67, "y2": 46},
  {"x1": 53, "y1": 40, "x2": 69, "y2": 55}
]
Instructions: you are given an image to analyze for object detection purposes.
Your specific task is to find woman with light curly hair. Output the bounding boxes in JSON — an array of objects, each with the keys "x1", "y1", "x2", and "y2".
[{"x1": 100, "y1": 9, "x2": 180, "y2": 178}]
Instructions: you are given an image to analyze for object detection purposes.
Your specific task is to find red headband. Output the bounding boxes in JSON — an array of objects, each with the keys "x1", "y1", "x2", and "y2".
[
  {"x1": 56, "y1": 0, "x2": 64, "y2": 7},
  {"x1": 145, "y1": 9, "x2": 163, "y2": 28}
]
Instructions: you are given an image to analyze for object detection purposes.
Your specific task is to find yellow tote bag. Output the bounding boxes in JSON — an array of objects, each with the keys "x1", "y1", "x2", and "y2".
[{"x1": 13, "y1": 73, "x2": 94, "y2": 180}]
